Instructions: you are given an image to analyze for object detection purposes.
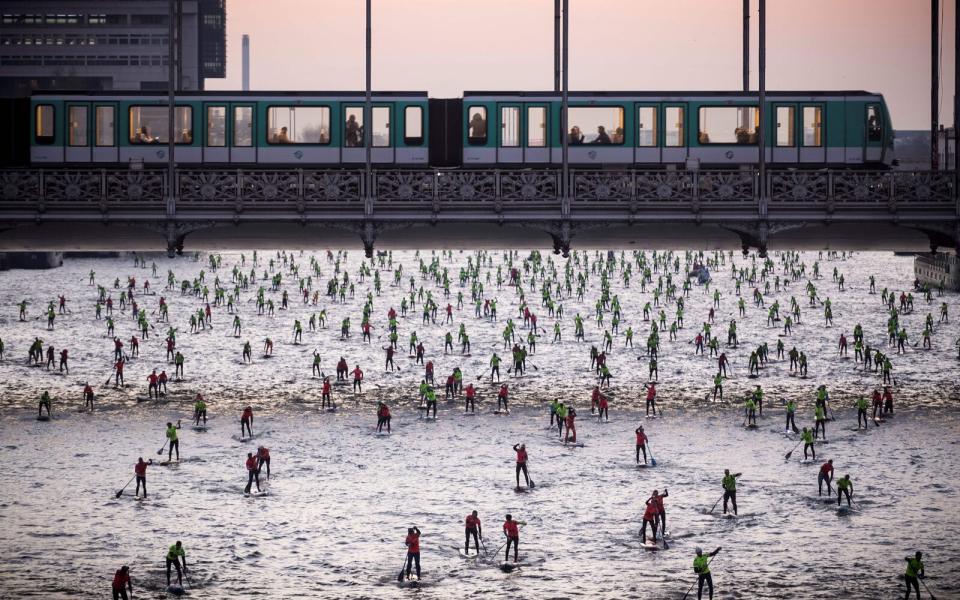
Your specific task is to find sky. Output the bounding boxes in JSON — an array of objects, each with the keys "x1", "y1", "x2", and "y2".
[{"x1": 207, "y1": 0, "x2": 957, "y2": 130}]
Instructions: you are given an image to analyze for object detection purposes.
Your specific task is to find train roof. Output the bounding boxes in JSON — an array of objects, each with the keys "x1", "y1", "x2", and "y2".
[
  {"x1": 30, "y1": 90, "x2": 429, "y2": 98},
  {"x1": 463, "y1": 90, "x2": 884, "y2": 98}
]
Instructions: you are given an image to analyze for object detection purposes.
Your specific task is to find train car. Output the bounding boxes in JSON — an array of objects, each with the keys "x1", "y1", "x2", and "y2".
[
  {"x1": 28, "y1": 91, "x2": 430, "y2": 166},
  {"x1": 460, "y1": 91, "x2": 894, "y2": 168}
]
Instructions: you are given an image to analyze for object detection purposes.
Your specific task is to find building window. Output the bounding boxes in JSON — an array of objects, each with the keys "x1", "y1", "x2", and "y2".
[
  {"x1": 129, "y1": 106, "x2": 193, "y2": 144},
  {"x1": 500, "y1": 106, "x2": 520, "y2": 147},
  {"x1": 803, "y1": 106, "x2": 823, "y2": 147},
  {"x1": 567, "y1": 106, "x2": 624, "y2": 145},
  {"x1": 68, "y1": 106, "x2": 88, "y2": 146},
  {"x1": 267, "y1": 106, "x2": 330, "y2": 145},
  {"x1": 404, "y1": 106, "x2": 423, "y2": 146},
  {"x1": 96, "y1": 106, "x2": 115, "y2": 147},
  {"x1": 698, "y1": 106, "x2": 757, "y2": 144},
  {"x1": 207, "y1": 106, "x2": 226, "y2": 147},
  {"x1": 637, "y1": 106, "x2": 657, "y2": 147},
  {"x1": 372, "y1": 106, "x2": 390, "y2": 147},
  {"x1": 665, "y1": 106, "x2": 685, "y2": 147},
  {"x1": 35, "y1": 104, "x2": 55, "y2": 145},
  {"x1": 467, "y1": 106, "x2": 487, "y2": 146},
  {"x1": 776, "y1": 106, "x2": 795, "y2": 147},
  {"x1": 527, "y1": 106, "x2": 547, "y2": 147},
  {"x1": 233, "y1": 106, "x2": 253, "y2": 147}
]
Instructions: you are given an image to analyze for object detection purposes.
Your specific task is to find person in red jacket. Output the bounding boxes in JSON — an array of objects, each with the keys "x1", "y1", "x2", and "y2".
[
  {"x1": 513, "y1": 443, "x2": 529, "y2": 488},
  {"x1": 464, "y1": 383, "x2": 477, "y2": 414},
  {"x1": 58, "y1": 348, "x2": 69, "y2": 373},
  {"x1": 157, "y1": 370, "x2": 168, "y2": 396},
  {"x1": 502, "y1": 514, "x2": 525, "y2": 563},
  {"x1": 645, "y1": 383, "x2": 658, "y2": 416},
  {"x1": 241, "y1": 406, "x2": 254, "y2": 438},
  {"x1": 591, "y1": 386, "x2": 601, "y2": 413},
  {"x1": 113, "y1": 357, "x2": 125, "y2": 387},
  {"x1": 565, "y1": 407, "x2": 577, "y2": 443},
  {"x1": 635, "y1": 424, "x2": 648, "y2": 464},
  {"x1": 597, "y1": 392, "x2": 609, "y2": 422},
  {"x1": 351, "y1": 365, "x2": 364, "y2": 392},
  {"x1": 640, "y1": 495, "x2": 659, "y2": 543},
  {"x1": 83, "y1": 382, "x2": 95, "y2": 410},
  {"x1": 111, "y1": 565, "x2": 133, "y2": 600},
  {"x1": 147, "y1": 370, "x2": 159, "y2": 399},
  {"x1": 497, "y1": 384, "x2": 509, "y2": 413},
  {"x1": 244, "y1": 451, "x2": 260, "y2": 493},
  {"x1": 134, "y1": 456, "x2": 153, "y2": 498},
  {"x1": 377, "y1": 401, "x2": 391, "y2": 433},
  {"x1": 404, "y1": 526, "x2": 421, "y2": 580},
  {"x1": 257, "y1": 446, "x2": 271, "y2": 479},
  {"x1": 464, "y1": 510, "x2": 483, "y2": 555},
  {"x1": 871, "y1": 388, "x2": 883, "y2": 420},
  {"x1": 322, "y1": 377, "x2": 332, "y2": 407}
]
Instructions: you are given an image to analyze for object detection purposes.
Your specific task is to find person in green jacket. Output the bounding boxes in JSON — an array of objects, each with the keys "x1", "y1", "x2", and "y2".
[
  {"x1": 549, "y1": 398, "x2": 560, "y2": 427},
  {"x1": 745, "y1": 397, "x2": 757, "y2": 427},
  {"x1": 165, "y1": 540, "x2": 187, "y2": 587},
  {"x1": 903, "y1": 551, "x2": 925, "y2": 600},
  {"x1": 165, "y1": 420, "x2": 181, "y2": 461},
  {"x1": 555, "y1": 402, "x2": 568, "y2": 437},
  {"x1": 814, "y1": 403, "x2": 827, "y2": 440},
  {"x1": 693, "y1": 546, "x2": 722, "y2": 600},
  {"x1": 38, "y1": 390, "x2": 52, "y2": 418},
  {"x1": 785, "y1": 399, "x2": 797, "y2": 433},
  {"x1": 855, "y1": 396, "x2": 869, "y2": 429},
  {"x1": 801, "y1": 427, "x2": 815, "y2": 460},
  {"x1": 836, "y1": 474, "x2": 853, "y2": 507},
  {"x1": 490, "y1": 353, "x2": 501, "y2": 381},
  {"x1": 722, "y1": 470, "x2": 740, "y2": 515},
  {"x1": 193, "y1": 394, "x2": 207, "y2": 426}
]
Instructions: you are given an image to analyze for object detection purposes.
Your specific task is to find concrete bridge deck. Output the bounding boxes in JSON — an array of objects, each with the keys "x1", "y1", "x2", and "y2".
[{"x1": 0, "y1": 167, "x2": 958, "y2": 256}]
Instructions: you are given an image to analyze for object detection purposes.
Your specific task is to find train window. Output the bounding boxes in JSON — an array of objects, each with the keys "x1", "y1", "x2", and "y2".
[
  {"x1": 866, "y1": 105, "x2": 882, "y2": 142},
  {"x1": 129, "y1": 106, "x2": 193, "y2": 144},
  {"x1": 527, "y1": 106, "x2": 547, "y2": 147},
  {"x1": 664, "y1": 106, "x2": 684, "y2": 147},
  {"x1": 233, "y1": 106, "x2": 253, "y2": 147},
  {"x1": 803, "y1": 106, "x2": 823, "y2": 147},
  {"x1": 68, "y1": 105, "x2": 88, "y2": 146},
  {"x1": 343, "y1": 106, "x2": 365, "y2": 147},
  {"x1": 372, "y1": 106, "x2": 390, "y2": 147},
  {"x1": 776, "y1": 106, "x2": 795, "y2": 147},
  {"x1": 206, "y1": 106, "x2": 226, "y2": 147},
  {"x1": 467, "y1": 106, "x2": 487, "y2": 145},
  {"x1": 404, "y1": 106, "x2": 423, "y2": 146},
  {"x1": 35, "y1": 104, "x2": 55, "y2": 144},
  {"x1": 637, "y1": 106, "x2": 657, "y2": 147},
  {"x1": 501, "y1": 106, "x2": 520, "y2": 147},
  {"x1": 95, "y1": 106, "x2": 114, "y2": 146},
  {"x1": 567, "y1": 107, "x2": 623, "y2": 145},
  {"x1": 266, "y1": 106, "x2": 330, "y2": 145},
  {"x1": 698, "y1": 106, "x2": 757, "y2": 144}
]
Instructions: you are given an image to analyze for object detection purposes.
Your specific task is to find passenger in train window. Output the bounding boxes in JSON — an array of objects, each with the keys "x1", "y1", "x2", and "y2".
[
  {"x1": 568, "y1": 126, "x2": 584, "y2": 145},
  {"x1": 699, "y1": 131, "x2": 711, "y2": 144},
  {"x1": 318, "y1": 127, "x2": 329, "y2": 144},
  {"x1": 136, "y1": 126, "x2": 155, "y2": 144},
  {"x1": 588, "y1": 125, "x2": 611, "y2": 145},
  {"x1": 469, "y1": 112, "x2": 486, "y2": 139},
  {"x1": 179, "y1": 129, "x2": 192, "y2": 144},
  {"x1": 345, "y1": 115, "x2": 362, "y2": 147},
  {"x1": 276, "y1": 126, "x2": 290, "y2": 144},
  {"x1": 611, "y1": 126, "x2": 624, "y2": 144}
]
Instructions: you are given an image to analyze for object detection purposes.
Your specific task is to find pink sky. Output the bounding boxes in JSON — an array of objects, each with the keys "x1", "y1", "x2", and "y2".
[{"x1": 208, "y1": 0, "x2": 956, "y2": 130}]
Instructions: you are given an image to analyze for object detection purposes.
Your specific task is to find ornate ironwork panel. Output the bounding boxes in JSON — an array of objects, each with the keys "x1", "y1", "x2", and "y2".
[
  {"x1": 0, "y1": 169, "x2": 41, "y2": 202},
  {"x1": 893, "y1": 171, "x2": 954, "y2": 204},
  {"x1": 437, "y1": 170, "x2": 497, "y2": 202},
  {"x1": 769, "y1": 171, "x2": 829, "y2": 203},
  {"x1": 634, "y1": 171, "x2": 695, "y2": 202},
  {"x1": 106, "y1": 170, "x2": 165, "y2": 203},
  {"x1": 698, "y1": 170, "x2": 756, "y2": 202},
  {"x1": 42, "y1": 170, "x2": 102, "y2": 203},
  {"x1": 303, "y1": 170, "x2": 362, "y2": 202},
  {"x1": 375, "y1": 170, "x2": 434, "y2": 202},
  {"x1": 178, "y1": 170, "x2": 238, "y2": 203},
  {"x1": 572, "y1": 171, "x2": 633, "y2": 202},
  {"x1": 832, "y1": 171, "x2": 891, "y2": 203},
  {"x1": 241, "y1": 170, "x2": 300, "y2": 203},
  {"x1": 500, "y1": 170, "x2": 559, "y2": 202}
]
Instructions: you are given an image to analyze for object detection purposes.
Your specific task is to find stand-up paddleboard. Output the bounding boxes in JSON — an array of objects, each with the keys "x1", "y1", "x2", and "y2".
[
  {"x1": 641, "y1": 539, "x2": 660, "y2": 551},
  {"x1": 36, "y1": 415, "x2": 51, "y2": 421},
  {"x1": 167, "y1": 584, "x2": 185, "y2": 595}
]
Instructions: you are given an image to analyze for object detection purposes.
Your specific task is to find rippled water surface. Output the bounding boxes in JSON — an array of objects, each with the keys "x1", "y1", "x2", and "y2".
[{"x1": 1, "y1": 250, "x2": 959, "y2": 599}]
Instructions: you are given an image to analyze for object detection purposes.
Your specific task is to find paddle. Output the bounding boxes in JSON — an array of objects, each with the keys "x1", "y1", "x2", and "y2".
[
  {"x1": 919, "y1": 576, "x2": 937, "y2": 600},
  {"x1": 647, "y1": 443, "x2": 658, "y2": 467},
  {"x1": 115, "y1": 474, "x2": 136, "y2": 498},
  {"x1": 156, "y1": 440, "x2": 168, "y2": 456},
  {"x1": 708, "y1": 493, "x2": 725, "y2": 514},
  {"x1": 396, "y1": 553, "x2": 408, "y2": 583},
  {"x1": 784, "y1": 440, "x2": 803, "y2": 460}
]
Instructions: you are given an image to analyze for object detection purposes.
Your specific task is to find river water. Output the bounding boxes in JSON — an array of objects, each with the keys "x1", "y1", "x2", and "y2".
[{"x1": 1, "y1": 250, "x2": 958, "y2": 599}]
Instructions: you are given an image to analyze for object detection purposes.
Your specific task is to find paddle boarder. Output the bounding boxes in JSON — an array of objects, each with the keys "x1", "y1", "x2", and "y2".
[
  {"x1": 513, "y1": 443, "x2": 530, "y2": 489},
  {"x1": 111, "y1": 565, "x2": 133, "y2": 600},
  {"x1": 165, "y1": 540, "x2": 187, "y2": 588},
  {"x1": 502, "y1": 514, "x2": 525, "y2": 563},
  {"x1": 464, "y1": 510, "x2": 483, "y2": 555},
  {"x1": 693, "y1": 546, "x2": 722, "y2": 600},
  {"x1": 404, "y1": 526, "x2": 421, "y2": 581},
  {"x1": 722, "y1": 469, "x2": 740, "y2": 515}
]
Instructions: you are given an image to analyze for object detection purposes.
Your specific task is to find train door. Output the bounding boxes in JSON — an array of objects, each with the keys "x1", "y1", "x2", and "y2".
[
  {"x1": 203, "y1": 103, "x2": 229, "y2": 163},
  {"x1": 635, "y1": 103, "x2": 660, "y2": 164},
  {"x1": 800, "y1": 104, "x2": 826, "y2": 164},
  {"x1": 772, "y1": 103, "x2": 798, "y2": 164},
  {"x1": 863, "y1": 103, "x2": 883, "y2": 164},
  {"x1": 524, "y1": 103, "x2": 549, "y2": 164},
  {"x1": 661, "y1": 103, "x2": 688, "y2": 164},
  {"x1": 92, "y1": 103, "x2": 119, "y2": 163},
  {"x1": 230, "y1": 104, "x2": 256, "y2": 163},
  {"x1": 370, "y1": 105, "x2": 394, "y2": 163},
  {"x1": 65, "y1": 103, "x2": 91, "y2": 163},
  {"x1": 497, "y1": 103, "x2": 522, "y2": 164}
]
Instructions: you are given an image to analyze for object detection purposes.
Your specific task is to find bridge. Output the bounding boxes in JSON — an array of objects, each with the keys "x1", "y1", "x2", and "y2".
[{"x1": 1, "y1": 167, "x2": 958, "y2": 256}]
